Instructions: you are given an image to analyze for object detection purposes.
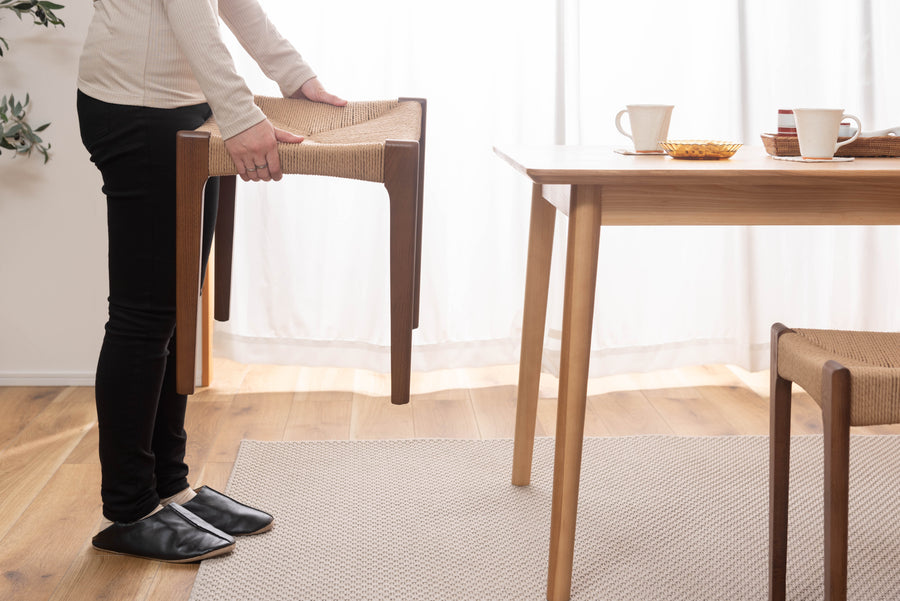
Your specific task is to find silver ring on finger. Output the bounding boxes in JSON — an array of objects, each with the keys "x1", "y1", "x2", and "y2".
[
  {"x1": 246, "y1": 166, "x2": 257, "y2": 172},
  {"x1": 255, "y1": 163, "x2": 269, "y2": 170}
]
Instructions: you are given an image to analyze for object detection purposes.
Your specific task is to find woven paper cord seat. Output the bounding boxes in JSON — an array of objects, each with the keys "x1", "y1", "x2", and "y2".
[
  {"x1": 176, "y1": 96, "x2": 426, "y2": 405},
  {"x1": 769, "y1": 323, "x2": 900, "y2": 601}
]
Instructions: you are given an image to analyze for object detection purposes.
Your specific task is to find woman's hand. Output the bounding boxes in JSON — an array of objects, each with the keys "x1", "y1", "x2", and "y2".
[
  {"x1": 225, "y1": 79, "x2": 345, "y2": 182},
  {"x1": 291, "y1": 77, "x2": 347, "y2": 106},
  {"x1": 224, "y1": 119, "x2": 303, "y2": 182}
]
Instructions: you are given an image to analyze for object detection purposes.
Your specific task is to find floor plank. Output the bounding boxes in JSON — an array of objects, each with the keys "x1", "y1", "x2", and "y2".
[
  {"x1": 470, "y1": 384, "x2": 523, "y2": 439},
  {"x1": 349, "y1": 393, "x2": 415, "y2": 440},
  {"x1": 64, "y1": 423, "x2": 100, "y2": 465},
  {"x1": 206, "y1": 392, "x2": 293, "y2": 463},
  {"x1": 696, "y1": 384, "x2": 770, "y2": 435},
  {"x1": 412, "y1": 389, "x2": 480, "y2": 439},
  {"x1": 284, "y1": 368, "x2": 353, "y2": 441},
  {"x1": 142, "y1": 564, "x2": 198, "y2": 601},
  {"x1": 0, "y1": 386, "x2": 61, "y2": 451},
  {"x1": 183, "y1": 397, "x2": 233, "y2": 469},
  {"x1": 587, "y1": 390, "x2": 669, "y2": 436},
  {"x1": 192, "y1": 462, "x2": 236, "y2": 492},
  {"x1": 0, "y1": 387, "x2": 95, "y2": 541},
  {"x1": 643, "y1": 386, "x2": 741, "y2": 436},
  {"x1": 0, "y1": 464, "x2": 102, "y2": 601},
  {"x1": 284, "y1": 390, "x2": 353, "y2": 441},
  {"x1": 47, "y1": 550, "x2": 158, "y2": 601},
  {"x1": 349, "y1": 369, "x2": 415, "y2": 440}
]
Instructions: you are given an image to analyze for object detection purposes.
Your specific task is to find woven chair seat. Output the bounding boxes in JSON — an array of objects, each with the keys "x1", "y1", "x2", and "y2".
[
  {"x1": 196, "y1": 96, "x2": 423, "y2": 182},
  {"x1": 778, "y1": 328, "x2": 900, "y2": 426}
]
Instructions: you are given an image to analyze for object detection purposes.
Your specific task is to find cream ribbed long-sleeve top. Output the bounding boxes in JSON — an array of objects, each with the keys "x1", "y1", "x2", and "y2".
[{"x1": 78, "y1": 0, "x2": 315, "y2": 139}]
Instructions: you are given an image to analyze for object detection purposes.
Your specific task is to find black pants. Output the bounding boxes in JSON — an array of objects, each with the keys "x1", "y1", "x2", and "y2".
[{"x1": 77, "y1": 90, "x2": 218, "y2": 522}]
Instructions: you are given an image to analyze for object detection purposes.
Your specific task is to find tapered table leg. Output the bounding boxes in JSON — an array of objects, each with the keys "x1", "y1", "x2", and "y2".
[
  {"x1": 547, "y1": 184, "x2": 603, "y2": 601},
  {"x1": 512, "y1": 184, "x2": 556, "y2": 486}
]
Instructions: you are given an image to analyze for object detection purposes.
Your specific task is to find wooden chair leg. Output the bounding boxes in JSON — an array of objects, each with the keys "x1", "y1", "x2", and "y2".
[
  {"x1": 823, "y1": 360, "x2": 851, "y2": 601},
  {"x1": 214, "y1": 175, "x2": 237, "y2": 322},
  {"x1": 201, "y1": 262, "x2": 213, "y2": 387},
  {"x1": 399, "y1": 97, "x2": 427, "y2": 331},
  {"x1": 512, "y1": 184, "x2": 556, "y2": 486},
  {"x1": 769, "y1": 323, "x2": 794, "y2": 601},
  {"x1": 383, "y1": 140, "x2": 419, "y2": 405},
  {"x1": 199, "y1": 177, "x2": 221, "y2": 387},
  {"x1": 175, "y1": 130, "x2": 210, "y2": 395}
]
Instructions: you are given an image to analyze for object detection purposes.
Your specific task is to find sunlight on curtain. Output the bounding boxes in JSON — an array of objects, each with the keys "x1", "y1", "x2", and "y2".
[
  {"x1": 215, "y1": 0, "x2": 557, "y2": 372},
  {"x1": 216, "y1": 0, "x2": 900, "y2": 376}
]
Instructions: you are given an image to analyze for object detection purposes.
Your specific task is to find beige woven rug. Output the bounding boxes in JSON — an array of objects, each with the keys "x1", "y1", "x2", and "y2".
[{"x1": 189, "y1": 435, "x2": 900, "y2": 600}]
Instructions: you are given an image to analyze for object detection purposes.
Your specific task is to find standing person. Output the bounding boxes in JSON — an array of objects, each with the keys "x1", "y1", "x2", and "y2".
[{"x1": 77, "y1": 0, "x2": 346, "y2": 562}]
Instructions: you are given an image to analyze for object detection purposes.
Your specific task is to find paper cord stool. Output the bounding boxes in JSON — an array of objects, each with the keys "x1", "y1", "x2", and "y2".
[
  {"x1": 175, "y1": 96, "x2": 426, "y2": 404},
  {"x1": 769, "y1": 323, "x2": 900, "y2": 601}
]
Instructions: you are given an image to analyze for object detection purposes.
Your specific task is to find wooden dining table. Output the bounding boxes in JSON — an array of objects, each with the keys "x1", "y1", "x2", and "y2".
[{"x1": 493, "y1": 145, "x2": 900, "y2": 601}]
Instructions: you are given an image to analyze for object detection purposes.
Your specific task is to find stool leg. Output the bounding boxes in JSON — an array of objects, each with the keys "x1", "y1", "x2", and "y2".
[
  {"x1": 201, "y1": 261, "x2": 213, "y2": 387},
  {"x1": 214, "y1": 175, "x2": 237, "y2": 322},
  {"x1": 175, "y1": 130, "x2": 210, "y2": 395},
  {"x1": 823, "y1": 360, "x2": 851, "y2": 601},
  {"x1": 512, "y1": 184, "x2": 556, "y2": 486},
  {"x1": 384, "y1": 140, "x2": 419, "y2": 405},
  {"x1": 769, "y1": 323, "x2": 794, "y2": 601},
  {"x1": 400, "y1": 97, "x2": 427, "y2": 331}
]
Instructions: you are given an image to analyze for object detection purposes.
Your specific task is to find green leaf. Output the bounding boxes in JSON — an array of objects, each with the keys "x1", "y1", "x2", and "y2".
[
  {"x1": 37, "y1": 1, "x2": 65, "y2": 8},
  {"x1": 0, "y1": 91, "x2": 53, "y2": 162}
]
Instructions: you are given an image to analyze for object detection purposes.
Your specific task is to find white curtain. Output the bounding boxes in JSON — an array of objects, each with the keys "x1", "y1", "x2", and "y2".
[{"x1": 215, "y1": 0, "x2": 900, "y2": 377}]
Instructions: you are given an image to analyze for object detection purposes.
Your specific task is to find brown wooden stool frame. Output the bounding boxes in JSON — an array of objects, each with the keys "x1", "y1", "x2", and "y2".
[
  {"x1": 769, "y1": 322, "x2": 851, "y2": 601},
  {"x1": 175, "y1": 98, "x2": 426, "y2": 405}
]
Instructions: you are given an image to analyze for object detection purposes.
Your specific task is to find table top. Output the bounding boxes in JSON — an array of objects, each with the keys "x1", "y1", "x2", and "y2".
[
  {"x1": 494, "y1": 145, "x2": 900, "y2": 185},
  {"x1": 493, "y1": 145, "x2": 900, "y2": 226}
]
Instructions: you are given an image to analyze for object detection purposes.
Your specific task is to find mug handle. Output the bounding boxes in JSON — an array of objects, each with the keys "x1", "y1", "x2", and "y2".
[
  {"x1": 615, "y1": 109, "x2": 632, "y2": 140},
  {"x1": 835, "y1": 114, "x2": 862, "y2": 151}
]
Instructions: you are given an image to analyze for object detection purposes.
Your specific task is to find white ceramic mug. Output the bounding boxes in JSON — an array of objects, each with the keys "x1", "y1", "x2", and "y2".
[
  {"x1": 615, "y1": 104, "x2": 674, "y2": 152},
  {"x1": 792, "y1": 108, "x2": 861, "y2": 159}
]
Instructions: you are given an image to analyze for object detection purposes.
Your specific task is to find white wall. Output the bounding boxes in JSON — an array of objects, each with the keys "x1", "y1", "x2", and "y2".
[{"x1": 0, "y1": 3, "x2": 107, "y2": 384}]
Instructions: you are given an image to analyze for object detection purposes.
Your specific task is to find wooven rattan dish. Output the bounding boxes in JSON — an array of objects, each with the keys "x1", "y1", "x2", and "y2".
[
  {"x1": 659, "y1": 140, "x2": 742, "y2": 160},
  {"x1": 760, "y1": 133, "x2": 900, "y2": 157}
]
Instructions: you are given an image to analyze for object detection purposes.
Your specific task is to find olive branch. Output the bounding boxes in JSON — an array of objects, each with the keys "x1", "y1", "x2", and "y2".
[
  {"x1": 1, "y1": 93, "x2": 51, "y2": 162},
  {"x1": 0, "y1": 0, "x2": 65, "y2": 56},
  {"x1": 0, "y1": 0, "x2": 65, "y2": 162}
]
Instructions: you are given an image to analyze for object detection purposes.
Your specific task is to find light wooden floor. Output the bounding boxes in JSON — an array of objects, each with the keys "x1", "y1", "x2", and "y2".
[{"x1": 2, "y1": 359, "x2": 898, "y2": 601}]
